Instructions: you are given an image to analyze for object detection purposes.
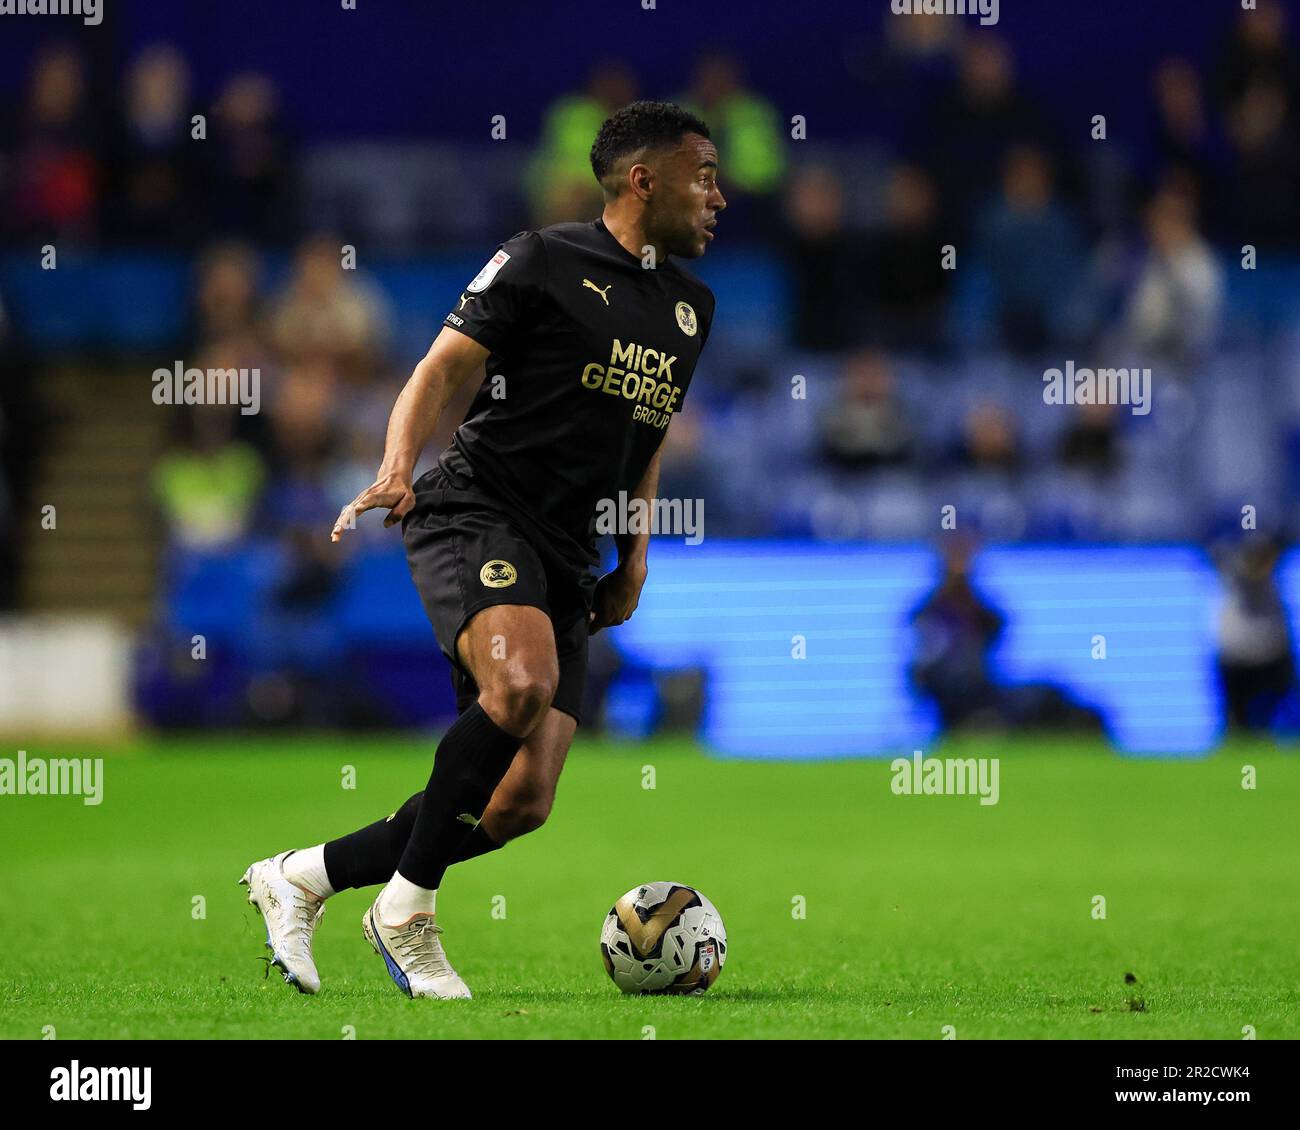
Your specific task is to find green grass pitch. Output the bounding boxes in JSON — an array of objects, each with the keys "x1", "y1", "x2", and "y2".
[{"x1": 1, "y1": 734, "x2": 1297, "y2": 1039}]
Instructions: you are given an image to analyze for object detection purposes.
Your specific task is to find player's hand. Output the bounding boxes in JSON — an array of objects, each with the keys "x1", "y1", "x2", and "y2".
[
  {"x1": 589, "y1": 561, "x2": 648, "y2": 635},
  {"x1": 330, "y1": 474, "x2": 415, "y2": 542}
]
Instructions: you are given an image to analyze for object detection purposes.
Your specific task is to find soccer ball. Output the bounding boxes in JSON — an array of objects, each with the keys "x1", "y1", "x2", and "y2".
[{"x1": 599, "y1": 882, "x2": 727, "y2": 995}]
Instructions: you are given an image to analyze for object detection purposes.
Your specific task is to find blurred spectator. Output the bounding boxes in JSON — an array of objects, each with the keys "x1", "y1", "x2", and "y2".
[
  {"x1": 656, "y1": 408, "x2": 740, "y2": 534},
  {"x1": 949, "y1": 403, "x2": 1022, "y2": 475},
  {"x1": 106, "y1": 45, "x2": 204, "y2": 246},
  {"x1": 918, "y1": 35, "x2": 1050, "y2": 233},
  {"x1": 1213, "y1": 0, "x2": 1295, "y2": 112},
  {"x1": 680, "y1": 54, "x2": 785, "y2": 233},
  {"x1": 1150, "y1": 58, "x2": 1226, "y2": 225},
  {"x1": 326, "y1": 397, "x2": 397, "y2": 532},
  {"x1": 197, "y1": 331, "x2": 278, "y2": 460},
  {"x1": 1225, "y1": 78, "x2": 1300, "y2": 247},
  {"x1": 274, "y1": 527, "x2": 344, "y2": 612},
  {"x1": 192, "y1": 242, "x2": 263, "y2": 344},
  {"x1": 974, "y1": 146, "x2": 1084, "y2": 356},
  {"x1": 248, "y1": 522, "x2": 349, "y2": 727},
  {"x1": 882, "y1": 9, "x2": 964, "y2": 66},
  {"x1": 207, "y1": 73, "x2": 295, "y2": 244},
  {"x1": 5, "y1": 45, "x2": 99, "y2": 244},
  {"x1": 528, "y1": 61, "x2": 637, "y2": 226},
  {"x1": 780, "y1": 165, "x2": 870, "y2": 352},
  {"x1": 846, "y1": 10, "x2": 963, "y2": 141},
  {"x1": 818, "y1": 350, "x2": 915, "y2": 472},
  {"x1": 1058, "y1": 401, "x2": 1123, "y2": 477},
  {"x1": 268, "y1": 235, "x2": 391, "y2": 375},
  {"x1": 1119, "y1": 183, "x2": 1223, "y2": 363},
  {"x1": 910, "y1": 537, "x2": 1103, "y2": 732},
  {"x1": 264, "y1": 359, "x2": 338, "y2": 481},
  {"x1": 868, "y1": 163, "x2": 951, "y2": 352},
  {"x1": 1215, "y1": 536, "x2": 1295, "y2": 730},
  {"x1": 154, "y1": 406, "x2": 265, "y2": 548},
  {"x1": 8, "y1": 16, "x2": 1300, "y2": 586},
  {"x1": 909, "y1": 536, "x2": 1006, "y2": 728}
]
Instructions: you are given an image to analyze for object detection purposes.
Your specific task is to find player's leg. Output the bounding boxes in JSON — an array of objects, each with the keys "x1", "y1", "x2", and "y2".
[
  {"x1": 432, "y1": 590, "x2": 585, "y2": 858},
  {"x1": 466, "y1": 604, "x2": 585, "y2": 843},
  {"x1": 241, "y1": 608, "x2": 574, "y2": 998},
  {"x1": 289, "y1": 705, "x2": 573, "y2": 908},
  {"x1": 290, "y1": 659, "x2": 518, "y2": 900},
  {"x1": 409, "y1": 604, "x2": 584, "y2": 861},
  {"x1": 363, "y1": 602, "x2": 558, "y2": 998},
  {"x1": 475, "y1": 704, "x2": 575, "y2": 841},
  {"x1": 251, "y1": 648, "x2": 576, "y2": 997},
  {"x1": 320, "y1": 600, "x2": 586, "y2": 886},
  {"x1": 393, "y1": 602, "x2": 558, "y2": 887},
  {"x1": 247, "y1": 606, "x2": 560, "y2": 998},
  {"x1": 236, "y1": 604, "x2": 539, "y2": 997}
]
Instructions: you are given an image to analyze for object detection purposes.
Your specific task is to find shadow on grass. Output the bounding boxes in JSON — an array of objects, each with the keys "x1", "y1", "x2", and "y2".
[{"x1": 470, "y1": 984, "x2": 834, "y2": 1006}]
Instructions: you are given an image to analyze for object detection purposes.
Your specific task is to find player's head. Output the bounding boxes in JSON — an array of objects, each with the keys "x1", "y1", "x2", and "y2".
[{"x1": 590, "y1": 100, "x2": 725, "y2": 258}]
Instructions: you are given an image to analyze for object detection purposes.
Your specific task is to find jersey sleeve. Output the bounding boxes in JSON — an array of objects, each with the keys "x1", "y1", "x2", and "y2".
[
  {"x1": 443, "y1": 231, "x2": 547, "y2": 355},
  {"x1": 696, "y1": 290, "x2": 717, "y2": 348}
]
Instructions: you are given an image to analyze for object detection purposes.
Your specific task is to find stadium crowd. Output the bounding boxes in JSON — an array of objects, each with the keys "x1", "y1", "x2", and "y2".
[{"x1": 3, "y1": 5, "x2": 1300, "y2": 596}]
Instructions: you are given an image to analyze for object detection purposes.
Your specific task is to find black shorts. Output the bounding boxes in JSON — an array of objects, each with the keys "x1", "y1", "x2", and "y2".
[{"x1": 402, "y1": 454, "x2": 596, "y2": 724}]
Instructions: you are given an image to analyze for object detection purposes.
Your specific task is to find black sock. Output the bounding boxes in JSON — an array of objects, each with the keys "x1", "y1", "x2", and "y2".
[
  {"x1": 450, "y1": 822, "x2": 501, "y2": 864},
  {"x1": 321, "y1": 795, "x2": 505, "y2": 892},
  {"x1": 322, "y1": 792, "x2": 422, "y2": 891},
  {"x1": 397, "y1": 702, "x2": 520, "y2": 890}
]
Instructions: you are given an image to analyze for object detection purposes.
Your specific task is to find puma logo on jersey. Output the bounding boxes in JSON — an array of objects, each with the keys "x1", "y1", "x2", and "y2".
[
  {"x1": 582, "y1": 279, "x2": 612, "y2": 305},
  {"x1": 458, "y1": 292, "x2": 475, "y2": 311}
]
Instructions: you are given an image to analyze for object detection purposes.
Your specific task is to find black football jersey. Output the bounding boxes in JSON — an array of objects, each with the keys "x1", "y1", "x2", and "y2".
[{"x1": 441, "y1": 218, "x2": 715, "y2": 566}]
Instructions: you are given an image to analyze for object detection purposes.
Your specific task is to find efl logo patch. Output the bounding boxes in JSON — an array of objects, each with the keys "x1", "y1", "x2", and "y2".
[
  {"x1": 479, "y1": 559, "x2": 517, "y2": 588},
  {"x1": 467, "y1": 249, "x2": 510, "y2": 293},
  {"x1": 675, "y1": 301, "x2": 697, "y2": 337}
]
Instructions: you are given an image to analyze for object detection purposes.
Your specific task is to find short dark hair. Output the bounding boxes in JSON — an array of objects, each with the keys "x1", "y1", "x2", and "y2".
[{"x1": 589, "y1": 100, "x2": 711, "y2": 189}]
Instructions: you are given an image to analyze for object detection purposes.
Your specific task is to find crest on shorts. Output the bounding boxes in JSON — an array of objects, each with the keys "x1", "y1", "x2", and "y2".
[
  {"x1": 675, "y1": 301, "x2": 697, "y2": 336},
  {"x1": 480, "y1": 559, "x2": 517, "y2": 588},
  {"x1": 467, "y1": 249, "x2": 510, "y2": 294}
]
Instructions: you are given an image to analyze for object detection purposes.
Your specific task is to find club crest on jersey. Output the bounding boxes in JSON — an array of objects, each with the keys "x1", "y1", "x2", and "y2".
[
  {"x1": 675, "y1": 301, "x2": 697, "y2": 337},
  {"x1": 479, "y1": 559, "x2": 517, "y2": 588},
  {"x1": 467, "y1": 249, "x2": 511, "y2": 294}
]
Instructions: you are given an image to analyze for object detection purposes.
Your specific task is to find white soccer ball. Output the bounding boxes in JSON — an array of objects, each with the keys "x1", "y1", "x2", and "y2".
[{"x1": 599, "y1": 881, "x2": 727, "y2": 995}]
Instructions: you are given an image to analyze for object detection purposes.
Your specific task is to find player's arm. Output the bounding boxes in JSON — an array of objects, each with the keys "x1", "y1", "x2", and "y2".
[
  {"x1": 589, "y1": 443, "x2": 661, "y2": 634},
  {"x1": 330, "y1": 327, "x2": 489, "y2": 542}
]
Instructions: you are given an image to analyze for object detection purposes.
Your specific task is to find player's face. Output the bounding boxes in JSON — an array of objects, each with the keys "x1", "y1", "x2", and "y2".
[{"x1": 650, "y1": 134, "x2": 725, "y2": 258}]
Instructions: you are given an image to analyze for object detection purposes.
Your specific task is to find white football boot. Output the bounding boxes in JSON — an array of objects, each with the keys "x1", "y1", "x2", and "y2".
[
  {"x1": 239, "y1": 852, "x2": 326, "y2": 994},
  {"x1": 361, "y1": 896, "x2": 472, "y2": 1000}
]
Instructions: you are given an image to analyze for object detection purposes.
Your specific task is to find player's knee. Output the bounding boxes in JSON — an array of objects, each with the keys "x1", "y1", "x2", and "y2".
[{"x1": 483, "y1": 663, "x2": 557, "y2": 734}]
